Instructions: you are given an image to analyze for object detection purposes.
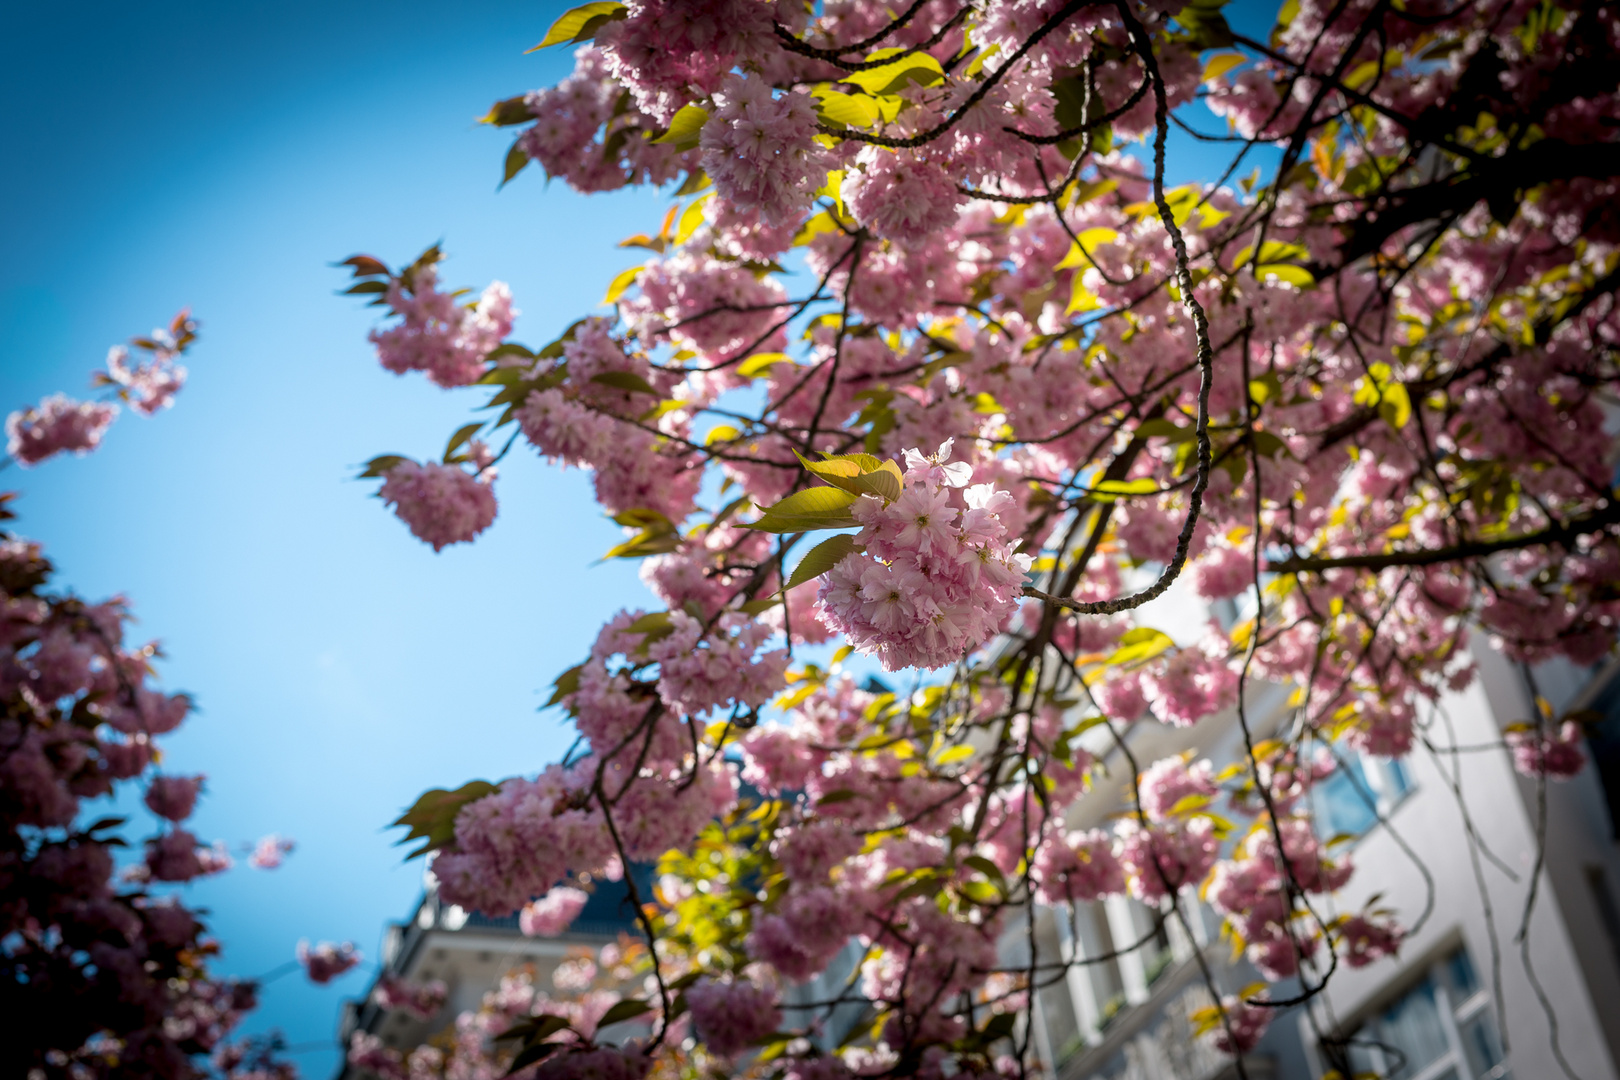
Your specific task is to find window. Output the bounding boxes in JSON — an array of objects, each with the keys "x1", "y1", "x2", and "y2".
[
  {"x1": 1313, "y1": 749, "x2": 1412, "y2": 843},
  {"x1": 1582, "y1": 672, "x2": 1620, "y2": 838},
  {"x1": 1331, "y1": 947, "x2": 1509, "y2": 1080}
]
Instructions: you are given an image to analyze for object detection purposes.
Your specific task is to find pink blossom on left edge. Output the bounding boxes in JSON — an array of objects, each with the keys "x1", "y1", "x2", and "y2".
[{"x1": 5, "y1": 394, "x2": 118, "y2": 466}]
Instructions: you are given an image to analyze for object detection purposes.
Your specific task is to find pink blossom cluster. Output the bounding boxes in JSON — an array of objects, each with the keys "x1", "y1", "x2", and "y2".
[
  {"x1": 701, "y1": 75, "x2": 828, "y2": 225},
  {"x1": 370, "y1": 264, "x2": 516, "y2": 388},
  {"x1": 1507, "y1": 720, "x2": 1587, "y2": 780},
  {"x1": 377, "y1": 458, "x2": 498, "y2": 551},
  {"x1": 0, "y1": 519, "x2": 275, "y2": 1072},
  {"x1": 298, "y1": 939, "x2": 363, "y2": 984},
  {"x1": 843, "y1": 147, "x2": 965, "y2": 247},
  {"x1": 1209, "y1": 995, "x2": 1271, "y2": 1055},
  {"x1": 1031, "y1": 828, "x2": 1125, "y2": 905},
  {"x1": 144, "y1": 773, "x2": 204, "y2": 821},
  {"x1": 815, "y1": 441, "x2": 1032, "y2": 671},
  {"x1": 520, "y1": 47, "x2": 687, "y2": 193},
  {"x1": 103, "y1": 340, "x2": 186, "y2": 415},
  {"x1": 5, "y1": 393, "x2": 118, "y2": 466},
  {"x1": 519, "y1": 886, "x2": 590, "y2": 936},
  {"x1": 249, "y1": 833, "x2": 296, "y2": 869},
  {"x1": 686, "y1": 977, "x2": 782, "y2": 1057},
  {"x1": 372, "y1": 972, "x2": 449, "y2": 1020}
]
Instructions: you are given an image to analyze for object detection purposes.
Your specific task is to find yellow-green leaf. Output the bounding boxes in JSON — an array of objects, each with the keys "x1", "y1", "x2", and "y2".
[
  {"x1": 747, "y1": 487, "x2": 861, "y2": 532},
  {"x1": 603, "y1": 265, "x2": 643, "y2": 304},
  {"x1": 1106, "y1": 627, "x2": 1175, "y2": 666},
  {"x1": 842, "y1": 49, "x2": 946, "y2": 95},
  {"x1": 1256, "y1": 263, "x2": 1315, "y2": 288},
  {"x1": 652, "y1": 104, "x2": 709, "y2": 150},
  {"x1": 934, "y1": 744, "x2": 975, "y2": 766},
  {"x1": 1201, "y1": 52, "x2": 1247, "y2": 83},
  {"x1": 1054, "y1": 228, "x2": 1121, "y2": 270},
  {"x1": 1067, "y1": 279, "x2": 1102, "y2": 314},
  {"x1": 784, "y1": 533, "x2": 861, "y2": 591},
  {"x1": 738, "y1": 352, "x2": 794, "y2": 378},
  {"x1": 533, "y1": 1, "x2": 626, "y2": 49},
  {"x1": 674, "y1": 193, "x2": 711, "y2": 243},
  {"x1": 705, "y1": 424, "x2": 741, "y2": 446},
  {"x1": 813, "y1": 89, "x2": 881, "y2": 128},
  {"x1": 1379, "y1": 381, "x2": 1412, "y2": 429},
  {"x1": 1089, "y1": 477, "x2": 1159, "y2": 501}
]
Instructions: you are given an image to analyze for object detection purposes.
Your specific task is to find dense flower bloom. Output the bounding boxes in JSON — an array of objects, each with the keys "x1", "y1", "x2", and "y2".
[
  {"x1": 249, "y1": 833, "x2": 297, "y2": 869},
  {"x1": 519, "y1": 886, "x2": 590, "y2": 936},
  {"x1": 843, "y1": 147, "x2": 964, "y2": 246},
  {"x1": 5, "y1": 394, "x2": 118, "y2": 466},
  {"x1": 686, "y1": 977, "x2": 782, "y2": 1057},
  {"x1": 373, "y1": 973, "x2": 449, "y2": 1019},
  {"x1": 701, "y1": 75, "x2": 827, "y2": 225},
  {"x1": 144, "y1": 773, "x2": 205, "y2": 821},
  {"x1": 378, "y1": 459, "x2": 498, "y2": 551},
  {"x1": 298, "y1": 939, "x2": 363, "y2": 984},
  {"x1": 815, "y1": 442, "x2": 1031, "y2": 670},
  {"x1": 370, "y1": 266, "x2": 516, "y2": 388},
  {"x1": 1507, "y1": 720, "x2": 1587, "y2": 779}
]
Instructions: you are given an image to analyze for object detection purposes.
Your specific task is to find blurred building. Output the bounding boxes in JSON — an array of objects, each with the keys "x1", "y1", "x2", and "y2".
[
  {"x1": 1021, "y1": 577, "x2": 1620, "y2": 1080},
  {"x1": 333, "y1": 865, "x2": 652, "y2": 1077}
]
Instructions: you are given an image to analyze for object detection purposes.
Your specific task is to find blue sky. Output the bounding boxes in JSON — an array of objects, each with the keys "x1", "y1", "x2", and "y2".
[{"x1": 0, "y1": 2, "x2": 1278, "y2": 1074}]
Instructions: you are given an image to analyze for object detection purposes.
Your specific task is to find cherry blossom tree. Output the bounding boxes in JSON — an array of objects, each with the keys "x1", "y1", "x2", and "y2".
[
  {"x1": 3, "y1": 319, "x2": 297, "y2": 1079},
  {"x1": 339, "y1": 0, "x2": 1620, "y2": 1076}
]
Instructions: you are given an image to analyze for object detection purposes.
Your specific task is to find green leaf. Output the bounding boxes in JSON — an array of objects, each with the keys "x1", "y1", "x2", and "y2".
[
  {"x1": 1054, "y1": 228, "x2": 1121, "y2": 269},
  {"x1": 813, "y1": 88, "x2": 881, "y2": 128},
  {"x1": 485, "y1": 343, "x2": 536, "y2": 365},
  {"x1": 705, "y1": 424, "x2": 741, "y2": 446},
  {"x1": 602, "y1": 265, "x2": 643, "y2": 304},
  {"x1": 532, "y1": 1, "x2": 627, "y2": 49},
  {"x1": 392, "y1": 780, "x2": 500, "y2": 859},
  {"x1": 746, "y1": 487, "x2": 860, "y2": 533},
  {"x1": 963, "y1": 854, "x2": 1005, "y2": 883},
  {"x1": 738, "y1": 596, "x2": 782, "y2": 616},
  {"x1": 651, "y1": 104, "x2": 709, "y2": 150},
  {"x1": 596, "y1": 998, "x2": 653, "y2": 1028},
  {"x1": 1379, "y1": 382, "x2": 1412, "y2": 429},
  {"x1": 934, "y1": 744, "x2": 975, "y2": 766},
  {"x1": 506, "y1": 1041, "x2": 564, "y2": 1075},
  {"x1": 344, "y1": 280, "x2": 388, "y2": 296},
  {"x1": 785, "y1": 533, "x2": 860, "y2": 591},
  {"x1": 1255, "y1": 263, "x2": 1315, "y2": 288},
  {"x1": 792, "y1": 211, "x2": 842, "y2": 248},
  {"x1": 478, "y1": 96, "x2": 534, "y2": 127},
  {"x1": 842, "y1": 49, "x2": 946, "y2": 95},
  {"x1": 1090, "y1": 477, "x2": 1160, "y2": 501},
  {"x1": 545, "y1": 664, "x2": 584, "y2": 708},
  {"x1": 792, "y1": 450, "x2": 903, "y2": 502},
  {"x1": 1200, "y1": 51, "x2": 1247, "y2": 82},
  {"x1": 1136, "y1": 419, "x2": 1195, "y2": 443},
  {"x1": 590, "y1": 371, "x2": 663, "y2": 397},
  {"x1": 737, "y1": 352, "x2": 794, "y2": 378},
  {"x1": 501, "y1": 140, "x2": 530, "y2": 187},
  {"x1": 358, "y1": 454, "x2": 411, "y2": 479},
  {"x1": 495, "y1": 1015, "x2": 571, "y2": 1043},
  {"x1": 444, "y1": 423, "x2": 484, "y2": 462},
  {"x1": 1106, "y1": 627, "x2": 1175, "y2": 667}
]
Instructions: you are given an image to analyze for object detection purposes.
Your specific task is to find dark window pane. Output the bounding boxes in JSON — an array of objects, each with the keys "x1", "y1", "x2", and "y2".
[
  {"x1": 1459, "y1": 1013, "x2": 1507, "y2": 1078},
  {"x1": 1377, "y1": 977, "x2": 1449, "y2": 1079},
  {"x1": 1315, "y1": 756, "x2": 1380, "y2": 839},
  {"x1": 1448, "y1": 948, "x2": 1480, "y2": 1000}
]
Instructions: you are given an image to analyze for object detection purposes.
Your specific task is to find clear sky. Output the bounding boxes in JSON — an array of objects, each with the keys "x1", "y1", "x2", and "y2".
[{"x1": 0, "y1": 3, "x2": 1278, "y2": 1075}]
